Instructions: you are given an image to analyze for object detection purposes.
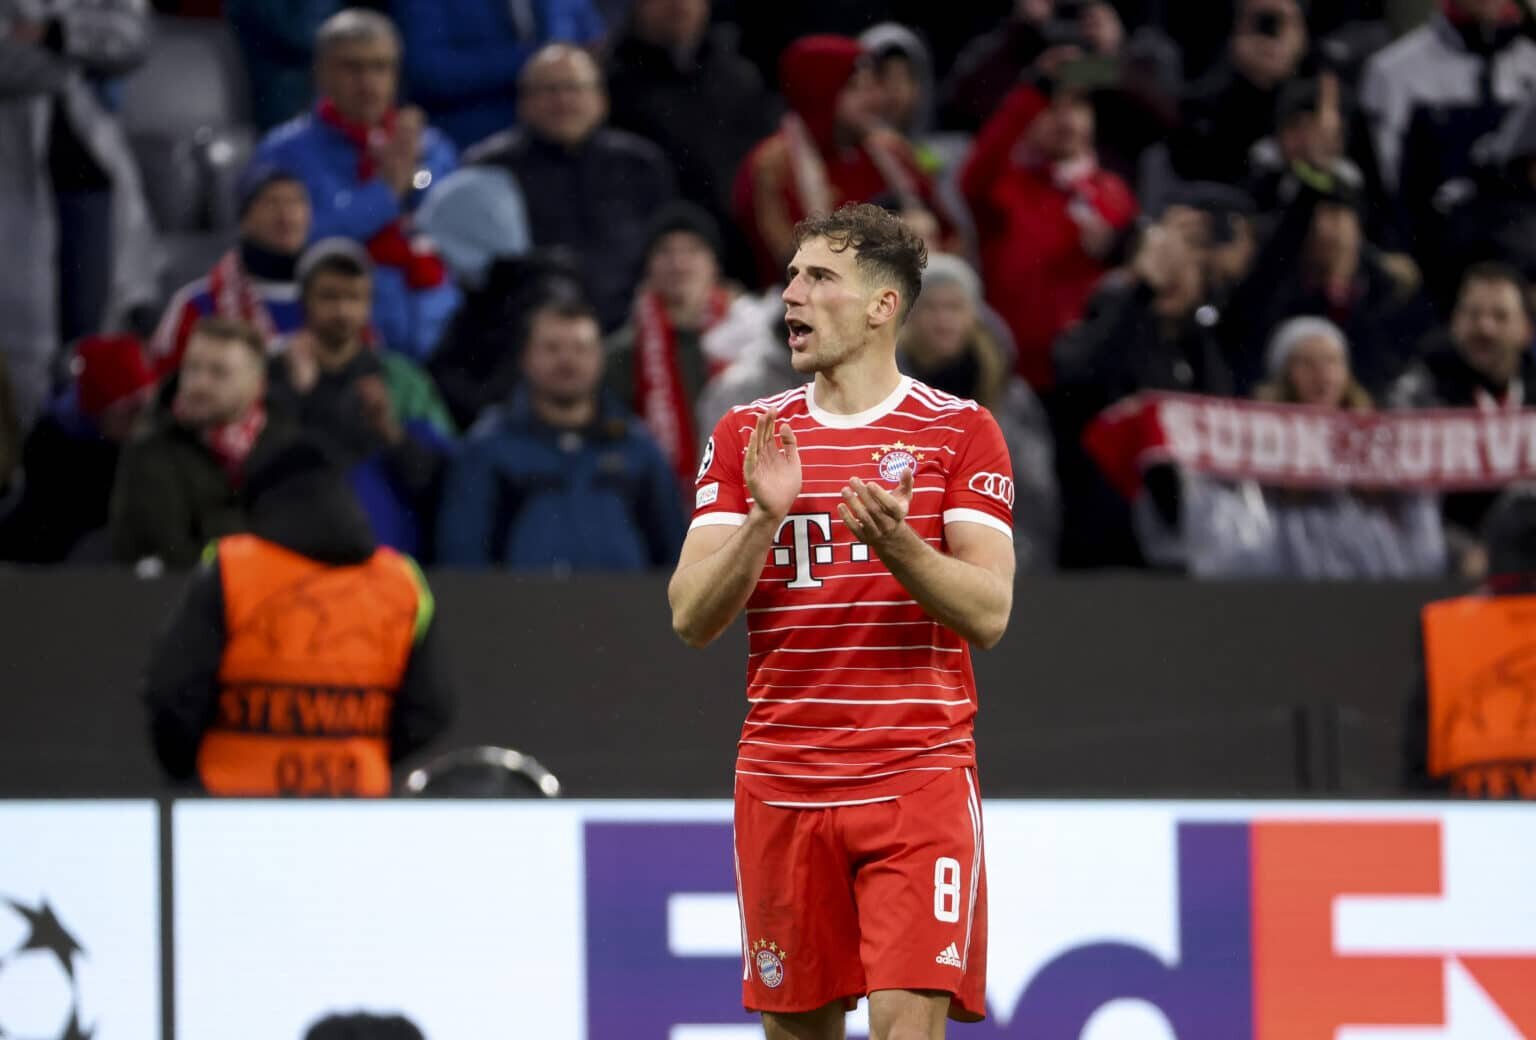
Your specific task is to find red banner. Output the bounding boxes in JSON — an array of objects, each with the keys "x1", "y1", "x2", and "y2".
[{"x1": 1085, "y1": 393, "x2": 1536, "y2": 498}]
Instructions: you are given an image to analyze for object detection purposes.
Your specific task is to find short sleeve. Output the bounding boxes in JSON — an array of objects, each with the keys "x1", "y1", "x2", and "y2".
[
  {"x1": 689, "y1": 408, "x2": 751, "y2": 531},
  {"x1": 943, "y1": 408, "x2": 1014, "y2": 539}
]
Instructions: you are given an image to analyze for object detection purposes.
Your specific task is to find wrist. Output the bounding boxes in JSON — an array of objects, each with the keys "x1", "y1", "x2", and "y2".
[
  {"x1": 747, "y1": 502, "x2": 787, "y2": 529},
  {"x1": 871, "y1": 521, "x2": 922, "y2": 563}
]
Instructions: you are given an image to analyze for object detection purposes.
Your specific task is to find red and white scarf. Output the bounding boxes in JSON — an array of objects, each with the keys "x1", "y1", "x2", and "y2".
[
  {"x1": 209, "y1": 250, "x2": 278, "y2": 343},
  {"x1": 633, "y1": 288, "x2": 731, "y2": 489},
  {"x1": 200, "y1": 402, "x2": 268, "y2": 485},
  {"x1": 781, "y1": 112, "x2": 923, "y2": 218},
  {"x1": 315, "y1": 99, "x2": 446, "y2": 291}
]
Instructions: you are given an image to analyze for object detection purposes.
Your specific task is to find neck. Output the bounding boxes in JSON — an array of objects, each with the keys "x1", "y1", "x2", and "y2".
[
  {"x1": 812, "y1": 343, "x2": 903, "y2": 415},
  {"x1": 240, "y1": 239, "x2": 299, "y2": 282},
  {"x1": 314, "y1": 337, "x2": 362, "y2": 373},
  {"x1": 533, "y1": 394, "x2": 597, "y2": 429},
  {"x1": 1310, "y1": 247, "x2": 1359, "y2": 289},
  {"x1": 663, "y1": 289, "x2": 712, "y2": 329}
]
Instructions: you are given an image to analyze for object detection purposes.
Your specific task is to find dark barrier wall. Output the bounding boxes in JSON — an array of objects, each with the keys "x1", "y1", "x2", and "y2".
[{"x1": 0, "y1": 571, "x2": 1463, "y2": 797}]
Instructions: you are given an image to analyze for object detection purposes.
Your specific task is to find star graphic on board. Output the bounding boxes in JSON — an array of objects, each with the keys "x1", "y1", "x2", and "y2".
[{"x1": 6, "y1": 899, "x2": 84, "y2": 979}]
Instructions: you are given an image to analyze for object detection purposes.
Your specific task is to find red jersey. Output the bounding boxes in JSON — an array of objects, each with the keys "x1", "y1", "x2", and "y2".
[{"x1": 692, "y1": 376, "x2": 1015, "y2": 806}]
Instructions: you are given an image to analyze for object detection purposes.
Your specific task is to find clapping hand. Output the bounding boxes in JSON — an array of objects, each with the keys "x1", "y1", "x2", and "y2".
[
  {"x1": 743, "y1": 407, "x2": 801, "y2": 521},
  {"x1": 840, "y1": 468, "x2": 915, "y2": 555}
]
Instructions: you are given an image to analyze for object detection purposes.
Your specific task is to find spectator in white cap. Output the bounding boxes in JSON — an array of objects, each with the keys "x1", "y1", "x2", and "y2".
[
  {"x1": 1254, "y1": 315, "x2": 1370, "y2": 410},
  {"x1": 897, "y1": 253, "x2": 1061, "y2": 572}
]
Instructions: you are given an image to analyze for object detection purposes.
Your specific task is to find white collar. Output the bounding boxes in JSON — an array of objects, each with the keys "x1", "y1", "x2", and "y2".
[{"x1": 805, "y1": 375, "x2": 912, "y2": 429}]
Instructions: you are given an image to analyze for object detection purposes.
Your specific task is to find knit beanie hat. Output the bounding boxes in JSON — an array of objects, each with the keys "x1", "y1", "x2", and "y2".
[
  {"x1": 1265, "y1": 315, "x2": 1349, "y2": 378},
  {"x1": 72, "y1": 334, "x2": 157, "y2": 417}
]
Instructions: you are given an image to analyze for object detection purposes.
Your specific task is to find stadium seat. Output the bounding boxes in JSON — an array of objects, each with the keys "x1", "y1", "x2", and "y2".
[{"x1": 399, "y1": 746, "x2": 564, "y2": 798}]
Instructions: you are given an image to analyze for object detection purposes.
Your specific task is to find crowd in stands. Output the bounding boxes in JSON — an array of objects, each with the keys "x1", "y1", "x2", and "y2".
[{"x1": 4, "y1": 0, "x2": 1536, "y2": 581}]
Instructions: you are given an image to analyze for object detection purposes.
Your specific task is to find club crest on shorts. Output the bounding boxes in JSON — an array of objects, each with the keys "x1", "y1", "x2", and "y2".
[
  {"x1": 871, "y1": 441, "x2": 925, "y2": 484},
  {"x1": 751, "y1": 938, "x2": 787, "y2": 988}
]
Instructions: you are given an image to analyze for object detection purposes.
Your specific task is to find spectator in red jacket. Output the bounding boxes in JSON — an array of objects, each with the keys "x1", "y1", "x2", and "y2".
[
  {"x1": 732, "y1": 34, "x2": 955, "y2": 286},
  {"x1": 961, "y1": 80, "x2": 1138, "y2": 391}
]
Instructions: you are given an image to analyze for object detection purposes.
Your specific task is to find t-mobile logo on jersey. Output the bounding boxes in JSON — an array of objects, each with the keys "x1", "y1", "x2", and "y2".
[{"x1": 772, "y1": 513, "x2": 870, "y2": 589}]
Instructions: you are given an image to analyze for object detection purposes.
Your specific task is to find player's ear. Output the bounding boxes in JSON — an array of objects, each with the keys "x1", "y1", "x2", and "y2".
[{"x1": 867, "y1": 287, "x2": 900, "y2": 329}]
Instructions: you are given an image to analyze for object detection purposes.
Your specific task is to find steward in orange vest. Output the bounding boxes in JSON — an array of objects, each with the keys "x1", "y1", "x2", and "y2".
[
  {"x1": 1407, "y1": 487, "x2": 1536, "y2": 799},
  {"x1": 143, "y1": 440, "x2": 451, "y2": 795}
]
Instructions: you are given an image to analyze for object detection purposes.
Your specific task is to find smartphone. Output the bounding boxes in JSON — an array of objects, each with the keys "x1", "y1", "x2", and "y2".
[{"x1": 1057, "y1": 54, "x2": 1122, "y2": 91}]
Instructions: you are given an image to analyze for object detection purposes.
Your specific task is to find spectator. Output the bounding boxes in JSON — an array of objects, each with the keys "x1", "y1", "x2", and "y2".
[
  {"x1": 1390, "y1": 261, "x2": 1536, "y2": 574},
  {"x1": 606, "y1": 203, "x2": 741, "y2": 493},
  {"x1": 149, "y1": 163, "x2": 312, "y2": 374},
  {"x1": 693, "y1": 289, "x2": 802, "y2": 433},
  {"x1": 225, "y1": 0, "x2": 344, "y2": 130},
  {"x1": 1430, "y1": 94, "x2": 1536, "y2": 307},
  {"x1": 605, "y1": 0, "x2": 776, "y2": 277},
  {"x1": 109, "y1": 319, "x2": 298, "y2": 570},
  {"x1": 1230, "y1": 163, "x2": 1432, "y2": 396},
  {"x1": 392, "y1": 0, "x2": 603, "y2": 151},
  {"x1": 1170, "y1": 0, "x2": 1310, "y2": 186},
  {"x1": 437, "y1": 299, "x2": 686, "y2": 570},
  {"x1": 942, "y1": 1, "x2": 1181, "y2": 181},
  {"x1": 0, "y1": 335, "x2": 157, "y2": 563},
  {"x1": 254, "y1": 8, "x2": 460, "y2": 361},
  {"x1": 859, "y1": 23, "x2": 939, "y2": 170},
  {"x1": 465, "y1": 44, "x2": 679, "y2": 329},
  {"x1": 141, "y1": 438, "x2": 451, "y2": 796},
  {"x1": 732, "y1": 34, "x2": 954, "y2": 287},
  {"x1": 1245, "y1": 73, "x2": 1358, "y2": 217},
  {"x1": 1174, "y1": 317, "x2": 1446, "y2": 578},
  {"x1": 416, "y1": 163, "x2": 584, "y2": 430},
  {"x1": 960, "y1": 80, "x2": 1138, "y2": 390},
  {"x1": 268, "y1": 241, "x2": 454, "y2": 557},
  {"x1": 0, "y1": 0, "x2": 161, "y2": 428},
  {"x1": 897, "y1": 254, "x2": 1061, "y2": 571},
  {"x1": 1361, "y1": 0, "x2": 1536, "y2": 239},
  {"x1": 1405, "y1": 483, "x2": 1536, "y2": 798},
  {"x1": 1052, "y1": 200, "x2": 1250, "y2": 568}
]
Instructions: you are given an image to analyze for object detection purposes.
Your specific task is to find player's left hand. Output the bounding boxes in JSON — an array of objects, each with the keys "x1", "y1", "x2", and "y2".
[{"x1": 839, "y1": 468, "x2": 914, "y2": 554}]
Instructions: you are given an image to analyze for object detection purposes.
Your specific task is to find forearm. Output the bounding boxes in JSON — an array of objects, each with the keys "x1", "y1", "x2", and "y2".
[
  {"x1": 876, "y1": 526, "x2": 1013, "y2": 649},
  {"x1": 668, "y1": 508, "x2": 780, "y2": 647}
]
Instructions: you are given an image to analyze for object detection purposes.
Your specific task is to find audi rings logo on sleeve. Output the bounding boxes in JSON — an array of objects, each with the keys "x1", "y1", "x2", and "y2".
[{"x1": 967, "y1": 472, "x2": 1015, "y2": 507}]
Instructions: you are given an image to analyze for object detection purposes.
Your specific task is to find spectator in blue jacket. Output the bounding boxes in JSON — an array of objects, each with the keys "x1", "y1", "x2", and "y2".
[
  {"x1": 392, "y1": 0, "x2": 604, "y2": 152},
  {"x1": 437, "y1": 298, "x2": 686, "y2": 571},
  {"x1": 253, "y1": 8, "x2": 460, "y2": 362}
]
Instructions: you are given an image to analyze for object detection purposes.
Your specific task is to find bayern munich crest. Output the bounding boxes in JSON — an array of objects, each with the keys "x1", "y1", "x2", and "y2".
[
  {"x1": 751, "y1": 938, "x2": 787, "y2": 988},
  {"x1": 872, "y1": 441, "x2": 925, "y2": 484}
]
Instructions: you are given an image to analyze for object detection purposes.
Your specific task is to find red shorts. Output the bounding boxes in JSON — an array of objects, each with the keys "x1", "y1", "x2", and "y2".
[{"x1": 732, "y1": 767, "x2": 987, "y2": 1021}]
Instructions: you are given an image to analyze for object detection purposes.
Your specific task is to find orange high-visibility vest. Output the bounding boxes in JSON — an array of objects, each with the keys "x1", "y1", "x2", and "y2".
[
  {"x1": 1422, "y1": 594, "x2": 1536, "y2": 799},
  {"x1": 197, "y1": 534, "x2": 426, "y2": 796}
]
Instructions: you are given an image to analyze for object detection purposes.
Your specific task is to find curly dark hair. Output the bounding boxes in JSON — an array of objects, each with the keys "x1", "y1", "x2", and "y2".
[{"x1": 792, "y1": 202, "x2": 929, "y2": 319}]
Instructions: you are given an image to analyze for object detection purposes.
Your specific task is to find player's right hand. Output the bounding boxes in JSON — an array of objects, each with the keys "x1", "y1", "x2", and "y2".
[{"x1": 744, "y1": 407, "x2": 801, "y2": 521}]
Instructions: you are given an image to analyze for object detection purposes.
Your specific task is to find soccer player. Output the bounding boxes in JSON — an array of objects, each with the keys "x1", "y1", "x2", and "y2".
[{"x1": 668, "y1": 203, "x2": 1015, "y2": 1039}]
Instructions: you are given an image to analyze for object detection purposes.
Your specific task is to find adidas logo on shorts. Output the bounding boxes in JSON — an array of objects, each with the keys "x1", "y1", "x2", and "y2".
[{"x1": 935, "y1": 942, "x2": 963, "y2": 968}]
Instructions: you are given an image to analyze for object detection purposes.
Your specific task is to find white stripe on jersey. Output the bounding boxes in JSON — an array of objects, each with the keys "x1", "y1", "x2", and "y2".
[
  {"x1": 742, "y1": 737, "x2": 974, "y2": 752},
  {"x1": 751, "y1": 665, "x2": 964, "y2": 674},
  {"x1": 736, "y1": 766, "x2": 953, "y2": 781},
  {"x1": 761, "y1": 795, "x2": 900, "y2": 808},
  {"x1": 943, "y1": 508, "x2": 1014, "y2": 539},
  {"x1": 746, "y1": 599, "x2": 918, "y2": 614},
  {"x1": 750, "y1": 681, "x2": 967, "y2": 691},
  {"x1": 747, "y1": 696, "x2": 971, "y2": 705},
  {"x1": 750, "y1": 619, "x2": 934, "y2": 634},
  {"x1": 750, "y1": 644, "x2": 966, "y2": 654},
  {"x1": 744, "y1": 721, "x2": 953, "y2": 731}
]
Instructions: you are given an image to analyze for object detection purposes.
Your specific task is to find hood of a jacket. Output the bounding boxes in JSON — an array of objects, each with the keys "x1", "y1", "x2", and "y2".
[
  {"x1": 242, "y1": 439, "x2": 377, "y2": 565},
  {"x1": 780, "y1": 34, "x2": 864, "y2": 154},
  {"x1": 858, "y1": 22, "x2": 934, "y2": 136}
]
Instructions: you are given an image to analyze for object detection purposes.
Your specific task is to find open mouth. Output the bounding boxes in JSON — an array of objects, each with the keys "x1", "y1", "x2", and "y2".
[{"x1": 785, "y1": 317, "x2": 814, "y2": 350}]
